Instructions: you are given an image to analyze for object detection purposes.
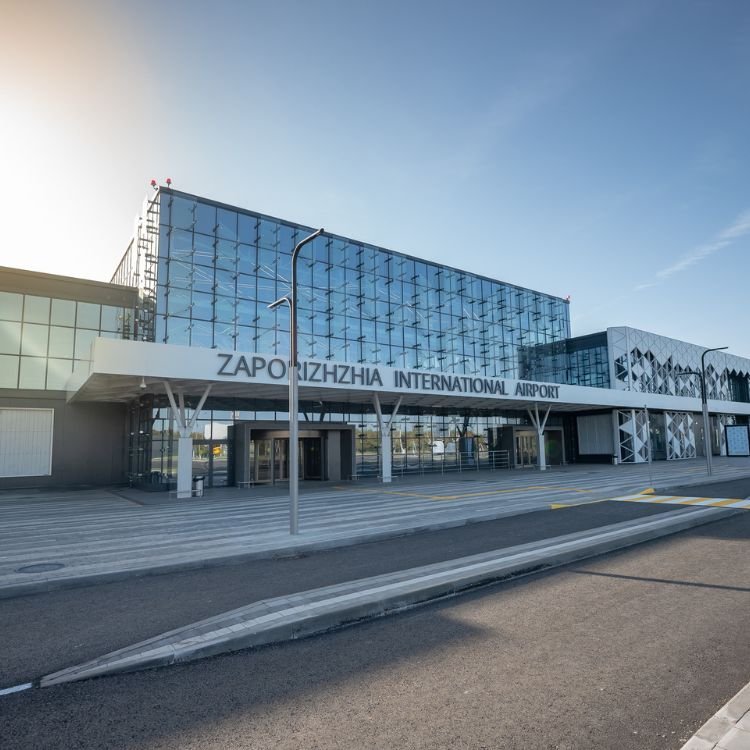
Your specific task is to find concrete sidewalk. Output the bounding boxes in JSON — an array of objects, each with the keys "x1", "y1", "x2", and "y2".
[{"x1": 2, "y1": 457, "x2": 750, "y2": 598}]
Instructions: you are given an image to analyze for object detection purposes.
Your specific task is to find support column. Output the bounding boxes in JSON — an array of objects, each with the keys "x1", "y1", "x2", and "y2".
[
  {"x1": 527, "y1": 403, "x2": 551, "y2": 472},
  {"x1": 164, "y1": 381, "x2": 212, "y2": 499},
  {"x1": 373, "y1": 394, "x2": 402, "y2": 483}
]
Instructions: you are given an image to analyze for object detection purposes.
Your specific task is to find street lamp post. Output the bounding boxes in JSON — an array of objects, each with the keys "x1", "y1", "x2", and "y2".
[
  {"x1": 700, "y1": 346, "x2": 728, "y2": 476},
  {"x1": 269, "y1": 227, "x2": 325, "y2": 535}
]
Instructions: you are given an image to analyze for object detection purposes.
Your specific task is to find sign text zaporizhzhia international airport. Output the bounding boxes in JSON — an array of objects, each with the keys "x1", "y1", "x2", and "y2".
[{"x1": 216, "y1": 352, "x2": 562, "y2": 399}]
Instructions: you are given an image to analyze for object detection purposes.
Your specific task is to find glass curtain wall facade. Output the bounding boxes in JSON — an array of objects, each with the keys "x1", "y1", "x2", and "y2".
[
  {"x1": 0, "y1": 291, "x2": 134, "y2": 390},
  {"x1": 519, "y1": 332, "x2": 610, "y2": 389},
  {"x1": 113, "y1": 188, "x2": 571, "y2": 481}
]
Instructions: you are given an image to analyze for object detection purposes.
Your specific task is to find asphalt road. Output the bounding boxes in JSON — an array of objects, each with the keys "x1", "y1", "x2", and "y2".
[
  {"x1": 0, "y1": 501, "x2": 681, "y2": 687},
  {"x1": 2, "y1": 509, "x2": 749, "y2": 749}
]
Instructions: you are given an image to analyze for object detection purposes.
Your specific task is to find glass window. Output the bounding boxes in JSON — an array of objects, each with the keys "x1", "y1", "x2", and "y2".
[
  {"x1": 171, "y1": 196, "x2": 196, "y2": 230},
  {"x1": 19, "y1": 356, "x2": 46, "y2": 389},
  {"x1": 195, "y1": 202, "x2": 216, "y2": 236},
  {"x1": 167, "y1": 260, "x2": 192, "y2": 287},
  {"x1": 215, "y1": 269, "x2": 236, "y2": 297},
  {"x1": 170, "y1": 229, "x2": 194, "y2": 262},
  {"x1": 46, "y1": 357, "x2": 73, "y2": 390},
  {"x1": 193, "y1": 232, "x2": 215, "y2": 265},
  {"x1": 50, "y1": 298, "x2": 76, "y2": 326},
  {"x1": 100, "y1": 305, "x2": 122, "y2": 332},
  {"x1": 213, "y1": 326, "x2": 234, "y2": 351},
  {"x1": 0, "y1": 292, "x2": 23, "y2": 321},
  {"x1": 216, "y1": 240, "x2": 237, "y2": 272},
  {"x1": 74, "y1": 328, "x2": 98, "y2": 359},
  {"x1": 48, "y1": 326, "x2": 75, "y2": 358},
  {"x1": 238, "y1": 213, "x2": 256, "y2": 244},
  {"x1": 238, "y1": 244, "x2": 256, "y2": 275},
  {"x1": 166, "y1": 318, "x2": 190, "y2": 346},
  {"x1": 0, "y1": 354, "x2": 19, "y2": 387},
  {"x1": 24, "y1": 295, "x2": 50, "y2": 324},
  {"x1": 190, "y1": 320, "x2": 213, "y2": 347},
  {"x1": 191, "y1": 266, "x2": 214, "y2": 294},
  {"x1": 0, "y1": 320, "x2": 21, "y2": 354},
  {"x1": 77, "y1": 302, "x2": 100, "y2": 329},
  {"x1": 217, "y1": 208, "x2": 237, "y2": 241},
  {"x1": 215, "y1": 295, "x2": 236, "y2": 323},
  {"x1": 191, "y1": 292, "x2": 213, "y2": 321},
  {"x1": 21, "y1": 323, "x2": 48, "y2": 356},
  {"x1": 167, "y1": 287, "x2": 192, "y2": 317}
]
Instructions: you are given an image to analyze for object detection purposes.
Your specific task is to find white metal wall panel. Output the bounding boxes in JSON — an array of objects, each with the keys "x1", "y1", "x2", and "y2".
[
  {"x1": 577, "y1": 414, "x2": 614, "y2": 454},
  {"x1": 0, "y1": 408, "x2": 54, "y2": 477}
]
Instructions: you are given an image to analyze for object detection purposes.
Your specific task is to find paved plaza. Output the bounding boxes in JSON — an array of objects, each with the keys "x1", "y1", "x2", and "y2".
[{"x1": 2, "y1": 457, "x2": 749, "y2": 597}]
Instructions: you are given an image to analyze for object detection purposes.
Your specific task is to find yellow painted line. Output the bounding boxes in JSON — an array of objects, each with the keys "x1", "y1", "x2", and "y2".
[
  {"x1": 645, "y1": 495, "x2": 682, "y2": 504},
  {"x1": 641, "y1": 487, "x2": 655, "y2": 495},
  {"x1": 677, "y1": 496, "x2": 712, "y2": 505},
  {"x1": 710, "y1": 497, "x2": 744, "y2": 507}
]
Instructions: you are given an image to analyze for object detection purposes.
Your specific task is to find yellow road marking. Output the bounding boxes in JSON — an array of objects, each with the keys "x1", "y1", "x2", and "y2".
[
  {"x1": 678, "y1": 496, "x2": 711, "y2": 505},
  {"x1": 710, "y1": 497, "x2": 743, "y2": 506},
  {"x1": 642, "y1": 487, "x2": 655, "y2": 495}
]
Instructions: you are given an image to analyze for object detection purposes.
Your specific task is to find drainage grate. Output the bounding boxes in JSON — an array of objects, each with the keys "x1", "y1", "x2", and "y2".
[{"x1": 16, "y1": 563, "x2": 65, "y2": 574}]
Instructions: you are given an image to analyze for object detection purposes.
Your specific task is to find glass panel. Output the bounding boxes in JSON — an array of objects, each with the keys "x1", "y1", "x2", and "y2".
[
  {"x1": 19, "y1": 356, "x2": 46, "y2": 389},
  {"x1": 24, "y1": 295, "x2": 50, "y2": 324},
  {"x1": 50, "y1": 298, "x2": 76, "y2": 326},
  {"x1": 195, "y1": 202, "x2": 216, "y2": 235},
  {"x1": 170, "y1": 229, "x2": 194, "y2": 261},
  {"x1": 76, "y1": 302, "x2": 100, "y2": 329},
  {"x1": 48, "y1": 326, "x2": 75, "y2": 358},
  {"x1": 193, "y1": 233, "x2": 215, "y2": 266},
  {"x1": 238, "y1": 213, "x2": 256, "y2": 244},
  {"x1": 0, "y1": 354, "x2": 19, "y2": 387},
  {"x1": 166, "y1": 288, "x2": 191, "y2": 317},
  {"x1": 74, "y1": 328, "x2": 98, "y2": 359},
  {"x1": 0, "y1": 292, "x2": 23, "y2": 321},
  {"x1": 100, "y1": 305, "x2": 122, "y2": 332},
  {"x1": 0, "y1": 320, "x2": 21, "y2": 354},
  {"x1": 190, "y1": 320, "x2": 213, "y2": 347},
  {"x1": 171, "y1": 196, "x2": 196, "y2": 230},
  {"x1": 191, "y1": 292, "x2": 213, "y2": 321},
  {"x1": 21, "y1": 323, "x2": 48, "y2": 356},
  {"x1": 217, "y1": 208, "x2": 237, "y2": 240},
  {"x1": 46, "y1": 358, "x2": 73, "y2": 389}
]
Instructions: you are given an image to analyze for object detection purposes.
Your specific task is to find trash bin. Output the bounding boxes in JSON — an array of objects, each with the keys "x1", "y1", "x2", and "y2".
[
  {"x1": 612, "y1": 455, "x2": 619, "y2": 465},
  {"x1": 192, "y1": 475, "x2": 205, "y2": 497}
]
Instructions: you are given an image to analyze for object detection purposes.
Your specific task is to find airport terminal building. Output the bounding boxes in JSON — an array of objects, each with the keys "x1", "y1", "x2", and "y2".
[{"x1": 1, "y1": 186, "x2": 749, "y2": 492}]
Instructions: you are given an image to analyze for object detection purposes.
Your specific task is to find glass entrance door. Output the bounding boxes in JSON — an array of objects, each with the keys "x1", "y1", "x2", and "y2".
[
  {"x1": 515, "y1": 432, "x2": 538, "y2": 467},
  {"x1": 254, "y1": 438, "x2": 290, "y2": 483},
  {"x1": 255, "y1": 439, "x2": 273, "y2": 482},
  {"x1": 252, "y1": 434, "x2": 324, "y2": 483},
  {"x1": 273, "y1": 438, "x2": 289, "y2": 481},
  {"x1": 301, "y1": 438, "x2": 322, "y2": 479}
]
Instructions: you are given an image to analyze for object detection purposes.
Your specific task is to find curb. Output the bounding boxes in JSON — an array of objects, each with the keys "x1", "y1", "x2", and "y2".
[
  {"x1": 680, "y1": 680, "x2": 750, "y2": 749},
  {"x1": 39, "y1": 506, "x2": 734, "y2": 687}
]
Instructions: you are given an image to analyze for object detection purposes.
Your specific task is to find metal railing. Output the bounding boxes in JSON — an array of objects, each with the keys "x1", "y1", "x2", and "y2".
[{"x1": 353, "y1": 449, "x2": 511, "y2": 480}]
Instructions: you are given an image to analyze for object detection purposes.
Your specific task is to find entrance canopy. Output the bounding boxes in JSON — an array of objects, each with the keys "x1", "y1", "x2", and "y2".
[{"x1": 65, "y1": 338, "x2": 741, "y2": 416}]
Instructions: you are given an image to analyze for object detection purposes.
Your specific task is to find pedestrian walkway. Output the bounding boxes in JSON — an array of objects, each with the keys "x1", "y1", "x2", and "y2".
[{"x1": 1, "y1": 457, "x2": 749, "y2": 598}]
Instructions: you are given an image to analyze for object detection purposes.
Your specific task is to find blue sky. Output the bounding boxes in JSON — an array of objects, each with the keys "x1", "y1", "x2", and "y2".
[{"x1": 1, "y1": 0, "x2": 749, "y2": 354}]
